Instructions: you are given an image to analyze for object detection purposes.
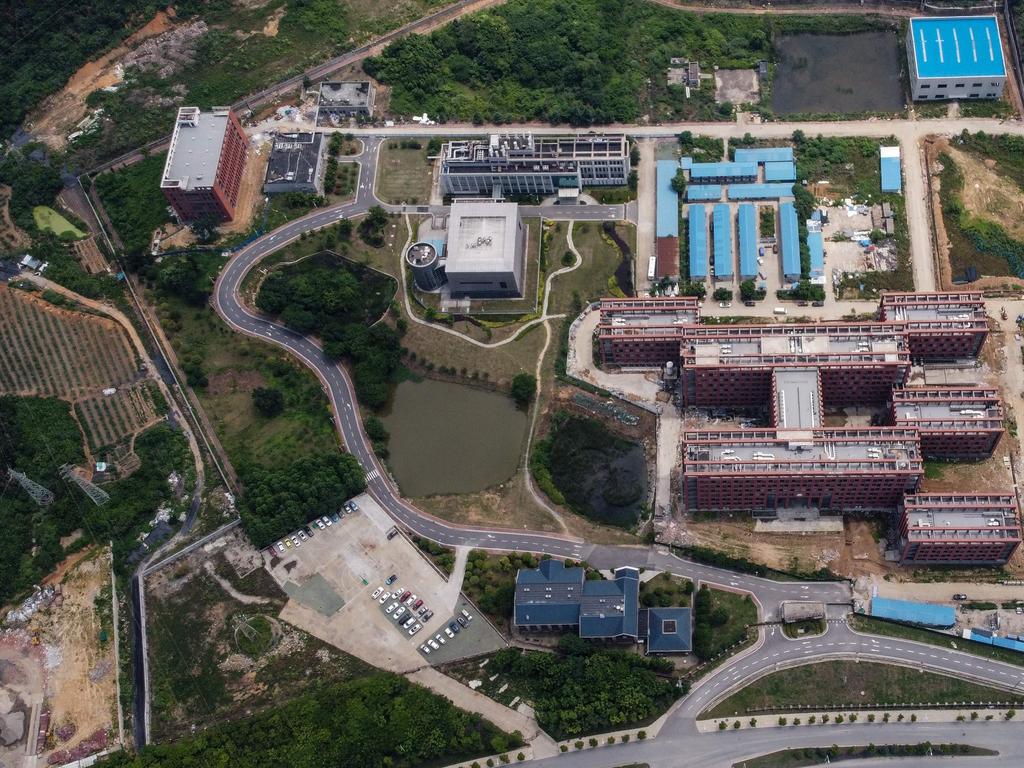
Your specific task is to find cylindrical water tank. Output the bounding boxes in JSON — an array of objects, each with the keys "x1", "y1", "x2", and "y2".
[{"x1": 405, "y1": 241, "x2": 444, "y2": 291}]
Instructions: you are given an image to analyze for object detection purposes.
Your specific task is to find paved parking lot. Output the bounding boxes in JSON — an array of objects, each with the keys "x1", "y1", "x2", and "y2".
[{"x1": 264, "y1": 494, "x2": 503, "y2": 672}]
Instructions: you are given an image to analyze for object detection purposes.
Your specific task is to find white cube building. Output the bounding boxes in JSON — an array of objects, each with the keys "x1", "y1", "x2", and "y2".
[
  {"x1": 906, "y1": 16, "x2": 1007, "y2": 101},
  {"x1": 445, "y1": 201, "x2": 526, "y2": 298}
]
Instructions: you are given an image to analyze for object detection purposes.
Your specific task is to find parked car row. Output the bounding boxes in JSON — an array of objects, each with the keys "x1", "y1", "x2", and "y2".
[
  {"x1": 373, "y1": 580, "x2": 434, "y2": 639},
  {"x1": 270, "y1": 500, "x2": 360, "y2": 555},
  {"x1": 420, "y1": 608, "x2": 473, "y2": 655}
]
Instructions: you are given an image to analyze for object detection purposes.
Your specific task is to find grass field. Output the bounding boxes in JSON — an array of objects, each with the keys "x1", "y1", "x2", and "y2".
[
  {"x1": 547, "y1": 221, "x2": 632, "y2": 315},
  {"x1": 849, "y1": 614, "x2": 1024, "y2": 668},
  {"x1": 32, "y1": 206, "x2": 86, "y2": 239},
  {"x1": 694, "y1": 586, "x2": 758, "y2": 660},
  {"x1": 376, "y1": 140, "x2": 434, "y2": 204},
  {"x1": 703, "y1": 660, "x2": 1023, "y2": 719}
]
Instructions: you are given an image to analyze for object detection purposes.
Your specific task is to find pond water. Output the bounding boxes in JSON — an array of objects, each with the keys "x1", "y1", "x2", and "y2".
[
  {"x1": 772, "y1": 31, "x2": 904, "y2": 115},
  {"x1": 380, "y1": 378, "x2": 528, "y2": 497}
]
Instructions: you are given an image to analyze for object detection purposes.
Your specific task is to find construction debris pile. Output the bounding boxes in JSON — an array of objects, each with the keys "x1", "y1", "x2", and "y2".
[
  {"x1": 46, "y1": 728, "x2": 107, "y2": 765},
  {"x1": 4, "y1": 586, "x2": 61, "y2": 626},
  {"x1": 122, "y1": 21, "x2": 208, "y2": 79}
]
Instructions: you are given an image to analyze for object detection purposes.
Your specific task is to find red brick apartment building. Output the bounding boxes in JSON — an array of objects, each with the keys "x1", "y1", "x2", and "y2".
[
  {"x1": 877, "y1": 292, "x2": 988, "y2": 359},
  {"x1": 899, "y1": 494, "x2": 1021, "y2": 565},
  {"x1": 891, "y1": 387, "x2": 1004, "y2": 459},
  {"x1": 597, "y1": 297, "x2": 700, "y2": 366},
  {"x1": 161, "y1": 107, "x2": 249, "y2": 223}
]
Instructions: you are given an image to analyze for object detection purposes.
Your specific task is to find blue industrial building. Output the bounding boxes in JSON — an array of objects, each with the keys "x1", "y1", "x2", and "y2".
[
  {"x1": 687, "y1": 184, "x2": 723, "y2": 201},
  {"x1": 966, "y1": 629, "x2": 1024, "y2": 653},
  {"x1": 880, "y1": 146, "x2": 902, "y2": 193},
  {"x1": 712, "y1": 203, "x2": 733, "y2": 279},
  {"x1": 734, "y1": 147, "x2": 794, "y2": 164},
  {"x1": 656, "y1": 160, "x2": 680, "y2": 238},
  {"x1": 727, "y1": 183, "x2": 795, "y2": 201},
  {"x1": 779, "y1": 201, "x2": 801, "y2": 281},
  {"x1": 689, "y1": 204, "x2": 708, "y2": 280},
  {"x1": 807, "y1": 230, "x2": 824, "y2": 278},
  {"x1": 737, "y1": 203, "x2": 758, "y2": 279},
  {"x1": 907, "y1": 16, "x2": 1006, "y2": 100},
  {"x1": 764, "y1": 161, "x2": 797, "y2": 182},
  {"x1": 687, "y1": 161, "x2": 758, "y2": 183},
  {"x1": 870, "y1": 597, "x2": 956, "y2": 628}
]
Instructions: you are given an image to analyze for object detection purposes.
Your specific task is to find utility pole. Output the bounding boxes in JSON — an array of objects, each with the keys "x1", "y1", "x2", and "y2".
[
  {"x1": 60, "y1": 464, "x2": 110, "y2": 506},
  {"x1": 7, "y1": 468, "x2": 55, "y2": 506}
]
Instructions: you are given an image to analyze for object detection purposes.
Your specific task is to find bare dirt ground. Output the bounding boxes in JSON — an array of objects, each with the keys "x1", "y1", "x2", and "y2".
[
  {"x1": 32, "y1": 548, "x2": 118, "y2": 763},
  {"x1": 72, "y1": 237, "x2": 110, "y2": 274},
  {"x1": 217, "y1": 138, "x2": 271, "y2": 236},
  {"x1": 25, "y1": 10, "x2": 176, "y2": 150},
  {"x1": 262, "y1": 6, "x2": 285, "y2": 36},
  {"x1": 0, "y1": 185, "x2": 30, "y2": 253},
  {"x1": 0, "y1": 633, "x2": 45, "y2": 764},
  {"x1": 714, "y1": 69, "x2": 759, "y2": 105}
]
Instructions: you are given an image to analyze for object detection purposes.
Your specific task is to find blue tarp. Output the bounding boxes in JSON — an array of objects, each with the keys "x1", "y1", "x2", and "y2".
[
  {"x1": 712, "y1": 203, "x2": 733, "y2": 278},
  {"x1": 807, "y1": 230, "x2": 824, "y2": 276},
  {"x1": 871, "y1": 597, "x2": 956, "y2": 628},
  {"x1": 727, "y1": 183, "x2": 796, "y2": 201},
  {"x1": 969, "y1": 630, "x2": 1024, "y2": 653},
  {"x1": 656, "y1": 160, "x2": 680, "y2": 238},
  {"x1": 764, "y1": 161, "x2": 796, "y2": 182},
  {"x1": 687, "y1": 185, "x2": 723, "y2": 201},
  {"x1": 881, "y1": 156, "x2": 902, "y2": 193},
  {"x1": 734, "y1": 147, "x2": 794, "y2": 164},
  {"x1": 689, "y1": 204, "x2": 708, "y2": 280},
  {"x1": 690, "y1": 161, "x2": 758, "y2": 181},
  {"x1": 737, "y1": 203, "x2": 758, "y2": 279},
  {"x1": 779, "y1": 202, "x2": 801, "y2": 280}
]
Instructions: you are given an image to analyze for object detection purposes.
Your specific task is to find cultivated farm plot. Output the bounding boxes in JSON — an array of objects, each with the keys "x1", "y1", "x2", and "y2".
[{"x1": 76, "y1": 384, "x2": 160, "y2": 451}]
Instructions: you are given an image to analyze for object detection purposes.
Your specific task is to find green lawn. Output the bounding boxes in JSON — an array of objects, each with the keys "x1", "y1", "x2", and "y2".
[
  {"x1": 703, "y1": 660, "x2": 1023, "y2": 719},
  {"x1": 734, "y1": 744, "x2": 995, "y2": 768},
  {"x1": 32, "y1": 206, "x2": 86, "y2": 239},
  {"x1": 693, "y1": 586, "x2": 758, "y2": 660},
  {"x1": 547, "y1": 221, "x2": 632, "y2": 315},
  {"x1": 376, "y1": 139, "x2": 434, "y2": 204},
  {"x1": 850, "y1": 614, "x2": 1024, "y2": 668}
]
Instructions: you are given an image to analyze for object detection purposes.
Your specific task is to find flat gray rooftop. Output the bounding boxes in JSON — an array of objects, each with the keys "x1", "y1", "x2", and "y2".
[
  {"x1": 162, "y1": 108, "x2": 229, "y2": 191},
  {"x1": 906, "y1": 506, "x2": 1018, "y2": 540},
  {"x1": 895, "y1": 401, "x2": 1002, "y2": 422},
  {"x1": 445, "y1": 201, "x2": 520, "y2": 274},
  {"x1": 885, "y1": 304, "x2": 984, "y2": 322},
  {"x1": 690, "y1": 331, "x2": 903, "y2": 365},
  {"x1": 774, "y1": 369, "x2": 820, "y2": 430},
  {"x1": 265, "y1": 132, "x2": 323, "y2": 187},
  {"x1": 603, "y1": 309, "x2": 699, "y2": 329},
  {"x1": 686, "y1": 432, "x2": 920, "y2": 468}
]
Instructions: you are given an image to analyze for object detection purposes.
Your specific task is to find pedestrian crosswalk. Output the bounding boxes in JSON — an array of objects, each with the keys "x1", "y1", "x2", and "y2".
[{"x1": 365, "y1": 469, "x2": 380, "y2": 481}]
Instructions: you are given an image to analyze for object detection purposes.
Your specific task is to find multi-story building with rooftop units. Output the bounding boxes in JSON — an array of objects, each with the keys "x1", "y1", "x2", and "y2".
[
  {"x1": 439, "y1": 133, "x2": 629, "y2": 197},
  {"x1": 899, "y1": 494, "x2": 1020, "y2": 565},
  {"x1": 891, "y1": 387, "x2": 1004, "y2": 459},
  {"x1": 597, "y1": 297, "x2": 701, "y2": 366},
  {"x1": 161, "y1": 107, "x2": 248, "y2": 222},
  {"x1": 878, "y1": 291, "x2": 988, "y2": 359}
]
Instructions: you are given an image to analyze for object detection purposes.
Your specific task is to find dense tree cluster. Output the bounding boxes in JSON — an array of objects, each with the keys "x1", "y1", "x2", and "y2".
[
  {"x1": 105, "y1": 673, "x2": 515, "y2": 768},
  {"x1": 489, "y1": 637, "x2": 679, "y2": 738},
  {"x1": 241, "y1": 451, "x2": 366, "y2": 547},
  {"x1": 93, "y1": 153, "x2": 171, "y2": 263}
]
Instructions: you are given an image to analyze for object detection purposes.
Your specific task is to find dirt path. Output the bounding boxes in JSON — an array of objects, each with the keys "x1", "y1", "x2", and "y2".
[{"x1": 202, "y1": 561, "x2": 271, "y2": 605}]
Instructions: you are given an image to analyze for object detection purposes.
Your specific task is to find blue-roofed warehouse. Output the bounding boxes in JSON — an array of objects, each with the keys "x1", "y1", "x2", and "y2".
[
  {"x1": 764, "y1": 161, "x2": 796, "y2": 182},
  {"x1": 807, "y1": 230, "x2": 824, "y2": 278},
  {"x1": 727, "y1": 183, "x2": 795, "y2": 201},
  {"x1": 737, "y1": 204, "x2": 758, "y2": 279},
  {"x1": 779, "y1": 202, "x2": 801, "y2": 281},
  {"x1": 734, "y1": 147, "x2": 794, "y2": 164},
  {"x1": 907, "y1": 16, "x2": 1006, "y2": 101},
  {"x1": 871, "y1": 597, "x2": 956, "y2": 628},
  {"x1": 880, "y1": 146, "x2": 902, "y2": 193},
  {"x1": 712, "y1": 203, "x2": 733, "y2": 279},
  {"x1": 689, "y1": 204, "x2": 708, "y2": 280},
  {"x1": 689, "y1": 161, "x2": 757, "y2": 183},
  {"x1": 645, "y1": 607, "x2": 692, "y2": 654},
  {"x1": 687, "y1": 184, "x2": 723, "y2": 201},
  {"x1": 656, "y1": 160, "x2": 680, "y2": 238}
]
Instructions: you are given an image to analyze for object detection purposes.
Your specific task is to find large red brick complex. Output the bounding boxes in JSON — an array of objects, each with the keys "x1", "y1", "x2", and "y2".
[
  {"x1": 877, "y1": 291, "x2": 988, "y2": 359},
  {"x1": 161, "y1": 107, "x2": 248, "y2": 223},
  {"x1": 899, "y1": 494, "x2": 1020, "y2": 565},
  {"x1": 891, "y1": 387, "x2": 1004, "y2": 460}
]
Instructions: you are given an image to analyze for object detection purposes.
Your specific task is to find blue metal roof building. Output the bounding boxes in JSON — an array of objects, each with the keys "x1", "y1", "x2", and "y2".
[
  {"x1": 580, "y1": 567, "x2": 640, "y2": 640},
  {"x1": 871, "y1": 597, "x2": 956, "y2": 628},
  {"x1": 727, "y1": 183, "x2": 795, "y2": 201},
  {"x1": 513, "y1": 559, "x2": 584, "y2": 628},
  {"x1": 689, "y1": 161, "x2": 758, "y2": 183},
  {"x1": 687, "y1": 185, "x2": 723, "y2": 201},
  {"x1": 737, "y1": 204, "x2": 758, "y2": 279},
  {"x1": 764, "y1": 161, "x2": 796, "y2": 182},
  {"x1": 907, "y1": 16, "x2": 1006, "y2": 101},
  {"x1": 646, "y1": 607, "x2": 693, "y2": 654},
  {"x1": 656, "y1": 160, "x2": 680, "y2": 238},
  {"x1": 689, "y1": 204, "x2": 708, "y2": 280},
  {"x1": 880, "y1": 146, "x2": 902, "y2": 193},
  {"x1": 807, "y1": 230, "x2": 824, "y2": 277},
  {"x1": 712, "y1": 204, "x2": 733, "y2": 278},
  {"x1": 734, "y1": 147, "x2": 794, "y2": 163},
  {"x1": 779, "y1": 202, "x2": 801, "y2": 281}
]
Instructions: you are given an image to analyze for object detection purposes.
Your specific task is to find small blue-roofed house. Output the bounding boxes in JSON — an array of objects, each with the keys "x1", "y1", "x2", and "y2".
[
  {"x1": 734, "y1": 147, "x2": 794, "y2": 164},
  {"x1": 514, "y1": 559, "x2": 584, "y2": 631},
  {"x1": 871, "y1": 597, "x2": 956, "y2": 628},
  {"x1": 880, "y1": 146, "x2": 902, "y2": 193},
  {"x1": 763, "y1": 161, "x2": 796, "y2": 183},
  {"x1": 687, "y1": 184, "x2": 723, "y2": 202},
  {"x1": 645, "y1": 607, "x2": 692, "y2": 654},
  {"x1": 779, "y1": 202, "x2": 801, "y2": 281},
  {"x1": 907, "y1": 16, "x2": 1006, "y2": 101},
  {"x1": 656, "y1": 160, "x2": 680, "y2": 238},
  {"x1": 689, "y1": 204, "x2": 708, "y2": 280},
  {"x1": 737, "y1": 204, "x2": 758, "y2": 279},
  {"x1": 712, "y1": 203, "x2": 733, "y2": 279},
  {"x1": 807, "y1": 230, "x2": 824, "y2": 278}
]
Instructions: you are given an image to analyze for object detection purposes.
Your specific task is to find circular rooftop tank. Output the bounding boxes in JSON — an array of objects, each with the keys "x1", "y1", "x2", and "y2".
[
  {"x1": 406, "y1": 241, "x2": 438, "y2": 268},
  {"x1": 406, "y1": 241, "x2": 445, "y2": 292}
]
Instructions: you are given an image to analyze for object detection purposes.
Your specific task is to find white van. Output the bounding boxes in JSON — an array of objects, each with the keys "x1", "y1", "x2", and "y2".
[{"x1": 773, "y1": 307, "x2": 788, "y2": 315}]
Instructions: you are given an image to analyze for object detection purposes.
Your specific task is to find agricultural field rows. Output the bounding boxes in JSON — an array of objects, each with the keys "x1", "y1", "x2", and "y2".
[{"x1": 76, "y1": 383, "x2": 160, "y2": 451}]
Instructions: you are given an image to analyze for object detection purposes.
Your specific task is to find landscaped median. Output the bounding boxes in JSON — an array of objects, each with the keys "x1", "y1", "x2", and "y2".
[
  {"x1": 731, "y1": 743, "x2": 996, "y2": 768},
  {"x1": 701, "y1": 706, "x2": 1018, "y2": 734}
]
